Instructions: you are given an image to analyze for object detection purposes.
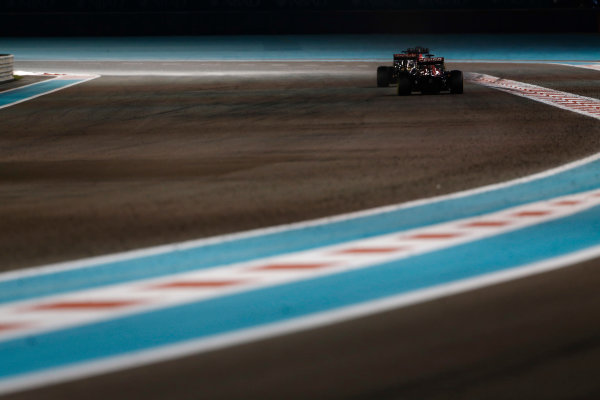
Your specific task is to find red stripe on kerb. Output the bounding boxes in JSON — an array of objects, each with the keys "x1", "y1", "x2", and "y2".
[
  {"x1": 463, "y1": 220, "x2": 510, "y2": 228},
  {"x1": 512, "y1": 210, "x2": 552, "y2": 217},
  {"x1": 552, "y1": 200, "x2": 581, "y2": 206},
  {"x1": 253, "y1": 263, "x2": 334, "y2": 271},
  {"x1": 0, "y1": 323, "x2": 30, "y2": 332},
  {"x1": 151, "y1": 280, "x2": 246, "y2": 289},
  {"x1": 408, "y1": 233, "x2": 462, "y2": 239},
  {"x1": 336, "y1": 247, "x2": 406, "y2": 254},
  {"x1": 30, "y1": 300, "x2": 142, "y2": 311}
]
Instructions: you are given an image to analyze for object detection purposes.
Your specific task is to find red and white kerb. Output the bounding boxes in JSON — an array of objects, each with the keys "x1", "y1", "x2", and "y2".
[
  {"x1": 468, "y1": 73, "x2": 600, "y2": 120},
  {"x1": 1, "y1": 189, "x2": 600, "y2": 341}
]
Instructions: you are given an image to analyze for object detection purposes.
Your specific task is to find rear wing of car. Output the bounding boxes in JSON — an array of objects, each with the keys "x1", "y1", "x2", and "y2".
[
  {"x1": 394, "y1": 53, "x2": 418, "y2": 60},
  {"x1": 418, "y1": 57, "x2": 444, "y2": 65}
]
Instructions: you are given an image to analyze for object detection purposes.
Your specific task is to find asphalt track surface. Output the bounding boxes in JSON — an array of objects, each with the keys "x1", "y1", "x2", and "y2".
[{"x1": 1, "y1": 62, "x2": 600, "y2": 399}]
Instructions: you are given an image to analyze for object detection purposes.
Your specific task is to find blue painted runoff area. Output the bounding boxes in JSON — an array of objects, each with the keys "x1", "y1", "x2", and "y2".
[
  {"x1": 0, "y1": 79, "x2": 81, "y2": 108},
  {"x1": 1, "y1": 155, "x2": 600, "y2": 304},
  {"x1": 1, "y1": 204, "x2": 600, "y2": 380},
  {"x1": 1, "y1": 34, "x2": 599, "y2": 61}
]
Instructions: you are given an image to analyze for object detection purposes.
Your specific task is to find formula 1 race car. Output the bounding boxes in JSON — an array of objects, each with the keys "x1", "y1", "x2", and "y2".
[{"x1": 377, "y1": 47, "x2": 463, "y2": 95}]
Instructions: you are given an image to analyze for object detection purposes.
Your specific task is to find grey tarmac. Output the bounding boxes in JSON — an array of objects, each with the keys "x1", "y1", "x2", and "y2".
[{"x1": 1, "y1": 62, "x2": 599, "y2": 399}]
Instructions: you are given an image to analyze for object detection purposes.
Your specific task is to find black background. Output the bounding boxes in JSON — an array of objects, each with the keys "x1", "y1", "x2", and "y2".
[{"x1": 0, "y1": 0, "x2": 598, "y2": 35}]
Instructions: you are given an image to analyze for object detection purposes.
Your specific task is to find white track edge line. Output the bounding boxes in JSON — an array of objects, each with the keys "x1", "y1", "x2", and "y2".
[
  {"x1": 554, "y1": 63, "x2": 600, "y2": 72},
  {"x1": 1, "y1": 243, "x2": 599, "y2": 396}
]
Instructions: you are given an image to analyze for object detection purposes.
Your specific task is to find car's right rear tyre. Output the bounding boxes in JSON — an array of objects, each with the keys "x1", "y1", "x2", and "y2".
[
  {"x1": 397, "y1": 75, "x2": 411, "y2": 96},
  {"x1": 377, "y1": 66, "x2": 389, "y2": 87},
  {"x1": 449, "y1": 70, "x2": 463, "y2": 94}
]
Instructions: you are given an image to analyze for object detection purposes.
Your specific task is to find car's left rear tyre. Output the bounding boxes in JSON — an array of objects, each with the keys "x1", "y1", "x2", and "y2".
[{"x1": 397, "y1": 75, "x2": 411, "y2": 96}]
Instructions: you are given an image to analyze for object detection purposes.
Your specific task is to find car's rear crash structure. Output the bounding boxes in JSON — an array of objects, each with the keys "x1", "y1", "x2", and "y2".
[{"x1": 377, "y1": 47, "x2": 463, "y2": 95}]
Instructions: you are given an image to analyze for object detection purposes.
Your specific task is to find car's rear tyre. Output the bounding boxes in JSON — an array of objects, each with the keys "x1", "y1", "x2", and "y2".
[
  {"x1": 397, "y1": 75, "x2": 411, "y2": 96},
  {"x1": 449, "y1": 70, "x2": 463, "y2": 94},
  {"x1": 377, "y1": 66, "x2": 390, "y2": 87}
]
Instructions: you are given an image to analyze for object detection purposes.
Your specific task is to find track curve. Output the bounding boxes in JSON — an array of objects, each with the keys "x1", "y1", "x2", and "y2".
[{"x1": 1, "y1": 61, "x2": 599, "y2": 399}]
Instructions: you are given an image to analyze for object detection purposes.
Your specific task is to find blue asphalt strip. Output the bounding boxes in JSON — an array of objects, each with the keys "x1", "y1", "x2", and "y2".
[
  {"x1": 0, "y1": 79, "x2": 82, "y2": 108},
  {"x1": 1, "y1": 204, "x2": 599, "y2": 380},
  {"x1": 2, "y1": 34, "x2": 600, "y2": 61},
  {"x1": 2, "y1": 156, "x2": 600, "y2": 304}
]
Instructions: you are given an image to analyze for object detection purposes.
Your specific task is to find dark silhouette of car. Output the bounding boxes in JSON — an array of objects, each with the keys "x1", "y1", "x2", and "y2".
[{"x1": 377, "y1": 47, "x2": 463, "y2": 95}]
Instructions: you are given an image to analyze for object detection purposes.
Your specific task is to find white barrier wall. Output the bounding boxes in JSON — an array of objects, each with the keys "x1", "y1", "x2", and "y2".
[{"x1": 0, "y1": 54, "x2": 14, "y2": 83}]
